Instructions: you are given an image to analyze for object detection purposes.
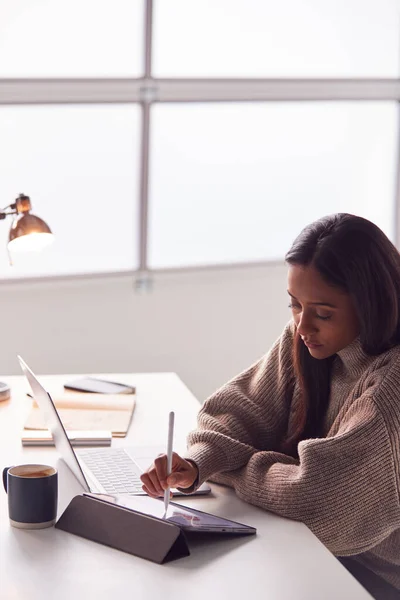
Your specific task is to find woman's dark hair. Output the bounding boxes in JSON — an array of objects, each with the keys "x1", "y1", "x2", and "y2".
[{"x1": 282, "y1": 213, "x2": 400, "y2": 455}]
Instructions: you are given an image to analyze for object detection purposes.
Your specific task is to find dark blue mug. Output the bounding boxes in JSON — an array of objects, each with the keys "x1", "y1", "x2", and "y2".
[{"x1": 2, "y1": 464, "x2": 58, "y2": 529}]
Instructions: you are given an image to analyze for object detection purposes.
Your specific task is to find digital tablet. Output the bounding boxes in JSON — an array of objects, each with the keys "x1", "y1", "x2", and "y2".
[{"x1": 84, "y1": 493, "x2": 256, "y2": 535}]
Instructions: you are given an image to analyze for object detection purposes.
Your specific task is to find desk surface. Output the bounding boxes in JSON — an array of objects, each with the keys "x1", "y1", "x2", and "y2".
[{"x1": 0, "y1": 372, "x2": 372, "y2": 600}]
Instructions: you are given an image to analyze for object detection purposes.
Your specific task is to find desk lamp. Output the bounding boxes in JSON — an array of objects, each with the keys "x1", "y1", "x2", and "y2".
[
  {"x1": 0, "y1": 193, "x2": 54, "y2": 401},
  {"x1": 1, "y1": 193, "x2": 54, "y2": 252}
]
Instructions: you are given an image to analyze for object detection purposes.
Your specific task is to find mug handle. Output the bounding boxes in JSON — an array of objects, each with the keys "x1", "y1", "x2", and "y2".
[{"x1": 2, "y1": 467, "x2": 13, "y2": 493}]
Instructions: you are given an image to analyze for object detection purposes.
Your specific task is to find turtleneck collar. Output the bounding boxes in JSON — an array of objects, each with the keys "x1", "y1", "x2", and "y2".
[{"x1": 335, "y1": 336, "x2": 375, "y2": 379}]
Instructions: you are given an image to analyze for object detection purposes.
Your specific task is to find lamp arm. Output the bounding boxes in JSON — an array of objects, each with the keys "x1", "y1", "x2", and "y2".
[{"x1": 0, "y1": 204, "x2": 18, "y2": 220}]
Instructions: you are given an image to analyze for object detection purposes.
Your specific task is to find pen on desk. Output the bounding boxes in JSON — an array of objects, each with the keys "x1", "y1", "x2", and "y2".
[{"x1": 164, "y1": 411, "x2": 175, "y2": 514}]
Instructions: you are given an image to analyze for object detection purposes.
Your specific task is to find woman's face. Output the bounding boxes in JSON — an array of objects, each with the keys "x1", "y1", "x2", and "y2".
[{"x1": 287, "y1": 264, "x2": 360, "y2": 359}]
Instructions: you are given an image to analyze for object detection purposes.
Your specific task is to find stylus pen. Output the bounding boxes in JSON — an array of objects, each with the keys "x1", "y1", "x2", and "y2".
[{"x1": 164, "y1": 411, "x2": 175, "y2": 513}]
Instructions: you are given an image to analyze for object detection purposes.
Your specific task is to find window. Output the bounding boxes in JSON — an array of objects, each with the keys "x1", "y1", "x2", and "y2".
[
  {"x1": 153, "y1": 0, "x2": 400, "y2": 78},
  {"x1": 0, "y1": 0, "x2": 144, "y2": 77},
  {"x1": 0, "y1": 0, "x2": 399, "y2": 280},
  {"x1": 0, "y1": 105, "x2": 140, "y2": 277},
  {"x1": 149, "y1": 102, "x2": 397, "y2": 268}
]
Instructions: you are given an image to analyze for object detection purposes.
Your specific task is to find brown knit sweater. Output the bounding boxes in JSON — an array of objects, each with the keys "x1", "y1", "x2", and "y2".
[{"x1": 185, "y1": 321, "x2": 400, "y2": 590}]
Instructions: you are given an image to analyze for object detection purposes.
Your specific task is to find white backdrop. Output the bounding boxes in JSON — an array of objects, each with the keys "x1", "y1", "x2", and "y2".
[{"x1": 0, "y1": 263, "x2": 289, "y2": 402}]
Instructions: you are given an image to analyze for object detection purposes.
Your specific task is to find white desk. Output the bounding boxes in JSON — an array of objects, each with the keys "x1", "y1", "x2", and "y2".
[{"x1": 0, "y1": 372, "x2": 372, "y2": 600}]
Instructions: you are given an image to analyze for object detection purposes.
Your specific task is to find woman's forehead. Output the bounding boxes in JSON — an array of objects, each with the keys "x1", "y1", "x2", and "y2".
[{"x1": 287, "y1": 264, "x2": 346, "y2": 303}]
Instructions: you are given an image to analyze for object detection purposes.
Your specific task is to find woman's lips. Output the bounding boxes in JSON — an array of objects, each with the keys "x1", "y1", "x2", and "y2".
[{"x1": 304, "y1": 341, "x2": 323, "y2": 349}]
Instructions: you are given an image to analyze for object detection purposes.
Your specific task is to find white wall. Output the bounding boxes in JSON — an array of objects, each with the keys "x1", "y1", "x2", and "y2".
[{"x1": 0, "y1": 262, "x2": 289, "y2": 402}]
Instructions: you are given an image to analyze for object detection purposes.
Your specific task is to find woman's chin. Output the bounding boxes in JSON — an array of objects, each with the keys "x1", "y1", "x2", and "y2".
[{"x1": 307, "y1": 346, "x2": 331, "y2": 359}]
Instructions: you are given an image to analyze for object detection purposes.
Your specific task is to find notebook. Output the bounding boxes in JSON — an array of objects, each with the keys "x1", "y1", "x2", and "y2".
[{"x1": 24, "y1": 391, "x2": 135, "y2": 438}]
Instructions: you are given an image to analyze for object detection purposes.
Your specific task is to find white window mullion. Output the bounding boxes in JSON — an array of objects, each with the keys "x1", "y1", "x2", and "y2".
[
  {"x1": 157, "y1": 78, "x2": 400, "y2": 103},
  {"x1": 1, "y1": 78, "x2": 400, "y2": 106}
]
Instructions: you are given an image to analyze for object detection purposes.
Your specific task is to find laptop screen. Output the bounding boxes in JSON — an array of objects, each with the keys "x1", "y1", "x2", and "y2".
[{"x1": 18, "y1": 355, "x2": 90, "y2": 492}]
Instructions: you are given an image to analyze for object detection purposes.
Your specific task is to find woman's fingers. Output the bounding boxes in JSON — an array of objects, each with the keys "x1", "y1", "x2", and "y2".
[
  {"x1": 167, "y1": 469, "x2": 195, "y2": 489},
  {"x1": 147, "y1": 467, "x2": 165, "y2": 495},
  {"x1": 141, "y1": 483, "x2": 159, "y2": 498},
  {"x1": 168, "y1": 454, "x2": 198, "y2": 488},
  {"x1": 140, "y1": 470, "x2": 163, "y2": 496},
  {"x1": 140, "y1": 451, "x2": 199, "y2": 496},
  {"x1": 153, "y1": 454, "x2": 169, "y2": 488}
]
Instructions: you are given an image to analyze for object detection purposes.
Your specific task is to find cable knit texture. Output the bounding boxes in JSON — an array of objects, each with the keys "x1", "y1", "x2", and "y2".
[{"x1": 184, "y1": 322, "x2": 400, "y2": 590}]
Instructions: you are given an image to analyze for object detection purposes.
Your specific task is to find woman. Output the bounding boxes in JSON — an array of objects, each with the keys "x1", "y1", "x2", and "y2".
[{"x1": 140, "y1": 213, "x2": 400, "y2": 599}]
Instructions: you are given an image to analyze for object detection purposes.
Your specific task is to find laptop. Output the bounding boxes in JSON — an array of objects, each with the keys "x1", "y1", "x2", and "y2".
[{"x1": 18, "y1": 356, "x2": 211, "y2": 498}]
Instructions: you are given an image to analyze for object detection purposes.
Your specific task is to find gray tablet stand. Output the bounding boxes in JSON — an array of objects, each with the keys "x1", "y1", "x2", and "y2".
[{"x1": 56, "y1": 494, "x2": 190, "y2": 564}]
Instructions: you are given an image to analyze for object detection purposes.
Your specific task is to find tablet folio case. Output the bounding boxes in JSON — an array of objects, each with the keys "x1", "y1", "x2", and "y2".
[{"x1": 55, "y1": 494, "x2": 190, "y2": 564}]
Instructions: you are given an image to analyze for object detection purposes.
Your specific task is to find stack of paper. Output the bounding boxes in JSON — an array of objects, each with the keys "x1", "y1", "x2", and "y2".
[{"x1": 24, "y1": 391, "x2": 136, "y2": 438}]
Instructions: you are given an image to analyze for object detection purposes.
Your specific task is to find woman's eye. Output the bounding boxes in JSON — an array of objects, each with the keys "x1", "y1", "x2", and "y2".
[
  {"x1": 288, "y1": 303, "x2": 332, "y2": 321},
  {"x1": 288, "y1": 303, "x2": 301, "y2": 311}
]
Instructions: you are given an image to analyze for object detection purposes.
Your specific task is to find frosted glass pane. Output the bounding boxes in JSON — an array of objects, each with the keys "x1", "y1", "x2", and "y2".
[
  {"x1": 0, "y1": 105, "x2": 140, "y2": 279},
  {"x1": 154, "y1": 0, "x2": 400, "y2": 77},
  {"x1": 0, "y1": 0, "x2": 143, "y2": 77},
  {"x1": 149, "y1": 103, "x2": 397, "y2": 268}
]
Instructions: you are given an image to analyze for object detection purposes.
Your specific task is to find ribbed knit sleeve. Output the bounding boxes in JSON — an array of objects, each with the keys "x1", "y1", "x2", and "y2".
[
  {"x1": 185, "y1": 322, "x2": 295, "y2": 487},
  {"x1": 198, "y1": 395, "x2": 400, "y2": 557}
]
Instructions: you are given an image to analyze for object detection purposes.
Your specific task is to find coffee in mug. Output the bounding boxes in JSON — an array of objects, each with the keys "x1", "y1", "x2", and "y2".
[{"x1": 2, "y1": 464, "x2": 58, "y2": 529}]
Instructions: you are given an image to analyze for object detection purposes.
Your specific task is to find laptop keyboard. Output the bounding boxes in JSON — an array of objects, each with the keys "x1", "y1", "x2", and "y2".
[{"x1": 78, "y1": 448, "x2": 144, "y2": 495}]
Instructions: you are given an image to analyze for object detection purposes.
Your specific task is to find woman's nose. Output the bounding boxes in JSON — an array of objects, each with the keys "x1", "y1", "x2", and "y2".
[{"x1": 296, "y1": 313, "x2": 317, "y2": 336}]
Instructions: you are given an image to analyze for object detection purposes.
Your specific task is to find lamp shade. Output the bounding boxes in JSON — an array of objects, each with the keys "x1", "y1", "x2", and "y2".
[{"x1": 8, "y1": 213, "x2": 54, "y2": 252}]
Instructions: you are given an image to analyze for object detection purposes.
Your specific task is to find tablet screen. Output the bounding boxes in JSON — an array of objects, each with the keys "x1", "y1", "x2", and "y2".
[{"x1": 85, "y1": 493, "x2": 255, "y2": 533}]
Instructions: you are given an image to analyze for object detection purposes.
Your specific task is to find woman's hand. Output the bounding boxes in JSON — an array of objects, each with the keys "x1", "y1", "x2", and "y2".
[{"x1": 140, "y1": 451, "x2": 199, "y2": 498}]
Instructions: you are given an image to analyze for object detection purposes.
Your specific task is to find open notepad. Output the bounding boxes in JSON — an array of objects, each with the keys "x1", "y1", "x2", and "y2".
[{"x1": 24, "y1": 391, "x2": 136, "y2": 438}]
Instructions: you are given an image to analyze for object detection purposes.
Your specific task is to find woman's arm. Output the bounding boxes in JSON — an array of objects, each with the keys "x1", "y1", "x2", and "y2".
[
  {"x1": 204, "y1": 396, "x2": 400, "y2": 556},
  {"x1": 184, "y1": 321, "x2": 297, "y2": 486}
]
